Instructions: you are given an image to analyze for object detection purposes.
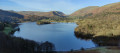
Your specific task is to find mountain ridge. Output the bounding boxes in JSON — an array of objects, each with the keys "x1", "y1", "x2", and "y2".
[
  {"x1": 0, "y1": 9, "x2": 24, "y2": 22},
  {"x1": 17, "y1": 11, "x2": 66, "y2": 18}
]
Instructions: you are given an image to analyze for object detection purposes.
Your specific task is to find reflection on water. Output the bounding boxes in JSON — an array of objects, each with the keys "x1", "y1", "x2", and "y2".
[
  {"x1": 74, "y1": 31, "x2": 93, "y2": 40},
  {"x1": 14, "y1": 22, "x2": 96, "y2": 51},
  {"x1": 92, "y1": 36, "x2": 120, "y2": 46}
]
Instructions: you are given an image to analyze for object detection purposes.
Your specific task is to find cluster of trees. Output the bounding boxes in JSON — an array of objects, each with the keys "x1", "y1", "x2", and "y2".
[
  {"x1": 36, "y1": 16, "x2": 78, "y2": 23},
  {"x1": 75, "y1": 18, "x2": 120, "y2": 37},
  {"x1": 37, "y1": 20, "x2": 51, "y2": 25},
  {"x1": 17, "y1": 15, "x2": 77, "y2": 23},
  {"x1": 20, "y1": 15, "x2": 49, "y2": 22},
  {"x1": 0, "y1": 23, "x2": 5, "y2": 31},
  {"x1": 0, "y1": 33, "x2": 55, "y2": 53}
]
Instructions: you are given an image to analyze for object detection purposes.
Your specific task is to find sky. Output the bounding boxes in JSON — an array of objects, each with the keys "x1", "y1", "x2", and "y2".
[{"x1": 0, "y1": 0, "x2": 120, "y2": 14}]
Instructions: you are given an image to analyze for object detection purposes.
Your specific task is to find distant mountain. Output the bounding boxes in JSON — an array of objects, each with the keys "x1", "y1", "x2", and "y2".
[
  {"x1": 0, "y1": 9, "x2": 66, "y2": 22},
  {"x1": 17, "y1": 11, "x2": 65, "y2": 18},
  {"x1": 70, "y1": 6, "x2": 99, "y2": 17},
  {"x1": 0, "y1": 9, "x2": 24, "y2": 22}
]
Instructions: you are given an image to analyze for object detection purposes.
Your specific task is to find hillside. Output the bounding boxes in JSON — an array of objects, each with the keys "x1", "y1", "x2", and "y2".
[
  {"x1": 0, "y1": 9, "x2": 24, "y2": 22},
  {"x1": 88, "y1": 2, "x2": 120, "y2": 19},
  {"x1": 17, "y1": 11, "x2": 65, "y2": 18},
  {"x1": 71, "y1": 2, "x2": 120, "y2": 18},
  {"x1": 70, "y1": 6, "x2": 99, "y2": 17},
  {"x1": 75, "y1": 2, "x2": 120, "y2": 37},
  {"x1": 91, "y1": 2, "x2": 120, "y2": 15}
]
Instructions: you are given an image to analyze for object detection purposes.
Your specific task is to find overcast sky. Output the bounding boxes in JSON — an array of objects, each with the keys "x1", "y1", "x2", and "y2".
[{"x1": 0, "y1": 0, "x2": 120, "y2": 14}]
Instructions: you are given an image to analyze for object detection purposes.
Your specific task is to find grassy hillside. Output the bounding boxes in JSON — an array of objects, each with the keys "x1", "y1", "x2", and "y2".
[
  {"x1": 70, "y1": 6, "x2": 99, "y2": 17},
  {"x1": 75, "y1": 2, "x2": 120, "y2": 37}
]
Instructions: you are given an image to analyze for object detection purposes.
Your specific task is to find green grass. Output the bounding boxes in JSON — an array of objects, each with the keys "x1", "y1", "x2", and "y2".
[
  {"x1": 92, "y1": 47, "x2": 120, "y2": 53},
  {"x1": 3, "y1": 27, "x2": 13, "y2": 35}
]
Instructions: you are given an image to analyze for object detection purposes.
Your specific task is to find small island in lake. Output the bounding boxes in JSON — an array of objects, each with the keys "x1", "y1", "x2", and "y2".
[{"x1": 36, "y1": 20, "x2": 51, "y2": 25}]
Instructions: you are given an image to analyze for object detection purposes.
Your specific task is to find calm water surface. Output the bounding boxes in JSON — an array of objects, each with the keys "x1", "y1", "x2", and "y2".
[{"x1": 14, "y1": 22, "x2": 96, "y2": 51}]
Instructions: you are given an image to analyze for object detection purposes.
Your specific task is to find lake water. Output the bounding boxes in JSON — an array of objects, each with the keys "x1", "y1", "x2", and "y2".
[{"x1": 14, "y1": 22, "x2": 96, "y2": 51}]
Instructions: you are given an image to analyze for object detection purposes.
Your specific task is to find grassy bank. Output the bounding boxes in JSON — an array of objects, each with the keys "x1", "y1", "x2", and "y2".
[
  {"x1": 66, "y1": 46, "x2": 120, "y2": 53},
  {"x1": 0, "y1": 23, "x2": 19, "y2": 35}
]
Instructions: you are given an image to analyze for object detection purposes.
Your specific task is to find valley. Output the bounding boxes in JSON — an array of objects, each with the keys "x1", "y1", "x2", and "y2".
[{"x1": 0, "y1": 2, "x2": 120, "y2": 53}]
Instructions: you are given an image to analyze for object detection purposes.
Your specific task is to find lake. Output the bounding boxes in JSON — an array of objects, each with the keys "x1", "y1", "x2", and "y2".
[{"x1": 14, "y1": 22, "x2": 96, "y2": 51}]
